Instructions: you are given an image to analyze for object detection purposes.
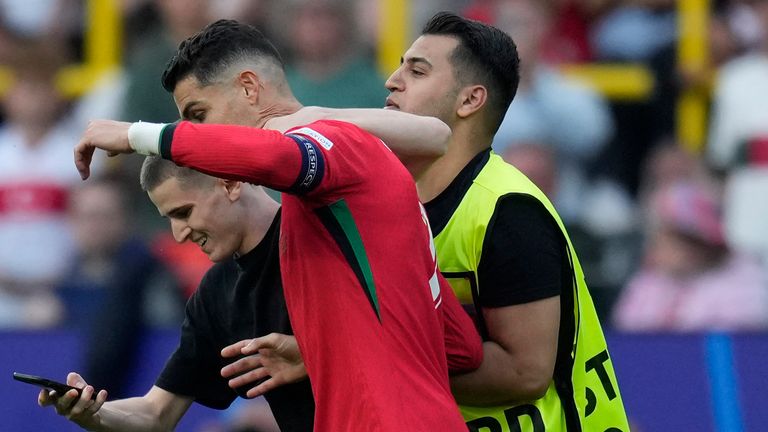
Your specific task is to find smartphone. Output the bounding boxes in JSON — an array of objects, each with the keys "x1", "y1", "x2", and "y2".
[{"x1": 12, "y1": 372, "x2": 82, "y2": 396}]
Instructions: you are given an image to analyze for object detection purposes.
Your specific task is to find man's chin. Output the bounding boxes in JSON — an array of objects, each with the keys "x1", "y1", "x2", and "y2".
[{"x1": 204, "y1": 249, "x2": 222, "y2": 263}]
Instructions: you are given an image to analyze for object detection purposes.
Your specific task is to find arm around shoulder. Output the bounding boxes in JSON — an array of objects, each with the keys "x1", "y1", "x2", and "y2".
[{"x1": 267, "y1": 107, "x2": 450, "y2": 178}]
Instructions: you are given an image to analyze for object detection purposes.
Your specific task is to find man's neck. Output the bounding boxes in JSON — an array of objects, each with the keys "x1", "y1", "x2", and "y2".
[
  {"x1": 238, "y1": 195, "x2": 281, "y2": 257},
  {"x1": 417, "y1": 127, "x2": 492, "y2": 203},
  {"x1": 254, "y1": 99, "x2": 304, "y2": 129}
]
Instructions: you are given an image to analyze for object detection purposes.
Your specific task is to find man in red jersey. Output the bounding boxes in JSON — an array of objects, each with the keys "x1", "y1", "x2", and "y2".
[{"x1": 70, "y1": 20, "x2": 480, "y2": 432}]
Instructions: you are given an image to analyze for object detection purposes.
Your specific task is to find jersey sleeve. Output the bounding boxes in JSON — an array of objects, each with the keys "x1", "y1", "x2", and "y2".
[
  {"x1": 439, "y1": 273, "x2": 484, "y2": 372},
  {"x1": 155, "y1": 273, "x2": 237, "y2": 409},
  {"x1": 477, "y1": 194, "x2": 564, "y2": 307},
  {"x1": 161, "y1": 120, "x2": 387, "y2": 197}
]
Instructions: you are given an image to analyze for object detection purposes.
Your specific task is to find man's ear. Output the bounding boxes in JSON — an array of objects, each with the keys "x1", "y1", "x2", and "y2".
[
  {"x1": 221, "y1": 179, "x2": 242, "y2": 202},
  {"x1": 456, "y1": 85, "x2": 488, "y2": 119},
  {"x1": 237, "y1": 70, "x2": 261, "y2": 103}
]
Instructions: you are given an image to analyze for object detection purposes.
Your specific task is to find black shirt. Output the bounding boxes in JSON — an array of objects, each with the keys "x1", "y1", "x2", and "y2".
[
  {"x1": 155, "y1": 210, "x2": 315, "y2": 431},
  {"x1": 424, "y1": 149, "x2": 566, "y2": 310}
]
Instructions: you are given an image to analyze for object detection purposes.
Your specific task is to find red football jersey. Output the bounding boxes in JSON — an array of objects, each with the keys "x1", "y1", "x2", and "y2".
[{"x1": 162, "y1": 120, "x2": 481, "y2": 431}]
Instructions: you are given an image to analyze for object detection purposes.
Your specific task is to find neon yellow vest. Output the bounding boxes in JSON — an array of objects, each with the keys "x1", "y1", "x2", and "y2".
[{"x1": 435, "y1": 153, "x2": 629, "y2": 432}]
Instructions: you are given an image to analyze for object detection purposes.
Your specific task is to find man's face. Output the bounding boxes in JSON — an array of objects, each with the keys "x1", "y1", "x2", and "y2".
[
  {"x1": 384, "y1": 35, "x2": 462, "y2": 125},
  {"x1": 69, "y1": 183, "x2": 127, "y2": 257},
  {"x1": 148, "y1": 176, "x2": 243, "y2": 262},
  {"x1": 173, "y1": 75, "x2": 255, "y2": 126}
]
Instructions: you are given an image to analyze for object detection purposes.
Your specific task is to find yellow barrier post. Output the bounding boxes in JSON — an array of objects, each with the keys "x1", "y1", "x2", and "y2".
[
  {"x1": 1, "y1": 0, "x2": 121, "y2": 98},
  {"x1": 377, "y1": 0, "x2": 410, "y2": 76},
  {"x1": 56, "y1": 0, "x2": 122, "y2": 97},
  {"x1": 677, "y1": 0, "x2": 710, "y2": 153}
]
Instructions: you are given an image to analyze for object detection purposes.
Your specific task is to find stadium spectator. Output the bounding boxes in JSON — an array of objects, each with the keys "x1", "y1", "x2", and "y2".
[
  {"x1": 0, "y1": 40, "x2": 100, "y2": 328},
  {"x1": 499, "y1": 142, "x2": 558, "y2": 198},
  {"x1": 120, "y1": 0, "x2": 214, "y2": 124},
  {"x1": 41, "y1": 20, "x2": 482, "y2": 432},
  {"x1": 590, "y1": 0, "x2": 677, "y2": 63},
  {"x1": 0, "y1": 0, "x2": 81, "y2": 41},
  {"x1": 56, "y1": 175, "x2": 184, "y2": 398},
  {"x1": 706, "y1": 0, "x2": 768, "y2": 261},
  {"x1": 490, "y1": 0, "x2": 618, "y2": 225},
  {"x1": 464, "y1": 0, "x2": 598, "y2": 63},
  {"x1": 280, "y1": 0, "x2": 387, "y2": 108},
  {"x1": 612, "y1": 179, "x2": 768, "y2": 331}
]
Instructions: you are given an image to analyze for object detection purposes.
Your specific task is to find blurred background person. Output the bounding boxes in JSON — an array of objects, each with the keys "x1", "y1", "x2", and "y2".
[
  {"x1": 487, "y1": 0, "x2": 636, "y2": 318},
  {"x1": 278, "y1": 0, "x2": 387, "y2": 108},
  {"x1": 55, "y1": 175, "x2": 184, "y2": 398},
  {"x1": 499, "y1": 142, "x2": 558, "y2": 199},
  {"x1": 490, "y1": 0, "x2": 619, "y2": 228},
  {"x1": 120, "y1": 0, "x2": 215, "y2": 124},
  {"x1": 707, "y1": 0, "x2": 768, "y2": 171},
  {"x1": 612, "y1": 179, "x2": 768, "y2": 332},
  {"x1": 706, "y1": 0, "x2": 768, "y2": 264},
  {"x1": 0, "y1": 39, "x2": 100, "y2": 328},
  {"x1": 590, "y1": 0, "x2": 677, "y2": 63}
]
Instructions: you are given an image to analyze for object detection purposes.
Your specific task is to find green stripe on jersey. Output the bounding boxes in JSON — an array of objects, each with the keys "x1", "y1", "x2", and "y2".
[{"x1": 327, "y1": 200, "x2": 380, "y2": 320}]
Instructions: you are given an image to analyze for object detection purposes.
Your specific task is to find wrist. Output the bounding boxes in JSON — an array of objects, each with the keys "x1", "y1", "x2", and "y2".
[{"x1": 128, "y1": 122, "x2": 168, "y2": 155}]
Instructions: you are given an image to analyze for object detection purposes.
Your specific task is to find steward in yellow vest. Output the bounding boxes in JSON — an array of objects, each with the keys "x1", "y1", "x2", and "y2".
[
  {"x1": 387, "y1": 11, "x2": 630, "y2": 431},
  {"x1": 430, "y1": 150, "x2": 628, "y2": 431}
]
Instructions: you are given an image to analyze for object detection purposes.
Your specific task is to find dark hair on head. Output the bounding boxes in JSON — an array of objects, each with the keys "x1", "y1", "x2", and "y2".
[
  {"x1": 140, "y1": 156, "x2": 213, "y2": 192},
  {"x1": 161, "y1": 19, "x2": 284, "y2": 92},
  {"x1": 422, "y1": 12, "x2": 520, "y2": 134}
]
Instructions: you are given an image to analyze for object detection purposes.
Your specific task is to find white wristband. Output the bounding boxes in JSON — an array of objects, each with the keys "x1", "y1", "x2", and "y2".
[{"x1": 128, "y1": 121, "x2": 168, "y2": 155}]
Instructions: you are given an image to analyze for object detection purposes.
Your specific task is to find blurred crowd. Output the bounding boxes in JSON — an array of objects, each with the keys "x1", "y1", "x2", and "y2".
[{"x1": 1, "y1": 0, "x2": 768, "y2": 429}]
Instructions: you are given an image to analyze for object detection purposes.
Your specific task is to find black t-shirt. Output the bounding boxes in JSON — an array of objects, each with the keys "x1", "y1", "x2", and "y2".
[
  {"x1": 424, "y1": 149, "x2": 567, "y2": 311},
  {"x1": 155, "y1": 210, "x2": 315, "y2": 431}
]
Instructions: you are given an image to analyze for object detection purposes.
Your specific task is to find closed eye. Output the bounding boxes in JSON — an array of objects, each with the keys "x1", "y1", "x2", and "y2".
[
  {"x1": 167, "y1": 205, "x2": 192, "y2": 220},
  {"x1": 187, "y1": 112, "x2": 206, "y2": 123}
]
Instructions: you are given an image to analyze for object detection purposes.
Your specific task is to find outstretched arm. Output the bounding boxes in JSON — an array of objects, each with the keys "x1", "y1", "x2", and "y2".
[
  {"x1": 266, "y1": 107, "x2": 451, "y2": 179},
  {"x1": 38, "y1": 372, "x2": 192, "y2": 432}
]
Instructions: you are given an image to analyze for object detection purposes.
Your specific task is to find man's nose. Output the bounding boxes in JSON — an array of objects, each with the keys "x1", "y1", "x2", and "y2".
[
  {"x1": 171, "y1": 220, "x2": 191, "y2": 243},
  {"x1": 385, "y1": 68, "x2": 403, "y2": 92}
]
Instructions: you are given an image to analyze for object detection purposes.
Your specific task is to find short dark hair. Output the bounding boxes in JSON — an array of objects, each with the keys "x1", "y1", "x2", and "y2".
[
  {"x1": 140, "y1": 156, "x2": 213, "y2": 192},
  {"x1": 161, "y1": 19, "x2": 284, "y2": 92},
  {"x1": 422, "y1": 12, "x2": 520, "y2": 134}
]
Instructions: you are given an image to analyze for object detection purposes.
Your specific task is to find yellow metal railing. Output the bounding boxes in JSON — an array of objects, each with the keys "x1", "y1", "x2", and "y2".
[
  {"x1": 0, "y1": 0, "x2": 121, "y2": 98},
  {"x1": 677, "y1": 0, "x2": 710, "y2": 152},
  {"x1": 560, "y1": 64, "x2": 654, "y2": 101},
  {"x1": 377, "y1": 0, "x2": 411, "y2": 76},
  {"x1": 0, "y1": 68, "x2": 11, "y2": 96}
]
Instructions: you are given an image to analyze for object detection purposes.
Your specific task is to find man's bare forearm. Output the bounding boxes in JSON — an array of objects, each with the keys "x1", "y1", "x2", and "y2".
[
  {"x1": 450, "y1": 341, "x2": 551, "y2": 407},
  {"x1": 81, "y1": 388, "x2": 191, "y2": 432}
]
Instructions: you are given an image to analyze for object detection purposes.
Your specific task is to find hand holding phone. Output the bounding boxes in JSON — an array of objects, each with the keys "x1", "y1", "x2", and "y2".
[{"x1": 13, "y1": 372, "x2": 83, "y2": 397}]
